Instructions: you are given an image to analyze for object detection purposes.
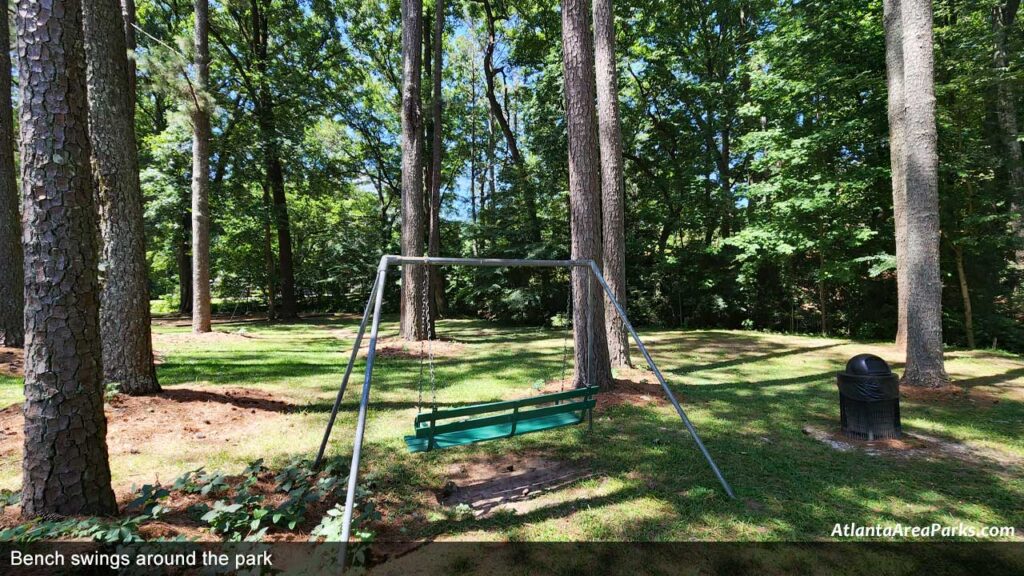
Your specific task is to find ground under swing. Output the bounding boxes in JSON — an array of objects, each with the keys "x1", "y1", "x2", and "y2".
[{"x1": 313, "y1": 255, "x2": 735, "y2": 567}]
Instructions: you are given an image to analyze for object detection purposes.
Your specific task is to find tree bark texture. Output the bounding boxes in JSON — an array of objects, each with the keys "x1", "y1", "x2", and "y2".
[
  {"x1": 592, "y1": 0, "x2": 630, "y2": 368},
  {"x1": 884, "y1": 0, "x2": 909, "y2": 351},
  {"x1": 428, "y1": 0, "x2": 445, "y2": 332},
  {"x1": 561, "y1": 0, "x2": 613, "y2": 389},
  {"x1": 900, "y1": 0, "x2": 949, "y2": 387},
  {"x1": 83, "y1": 0, "x2": 161, "y2": 393},
  {"x1": 993, "y1": 1, "x2": 1024, "y2": 274},
  {"x1": 400, "y1": 0, "x2": 427, "y2": 340},
  {"x1": 16, "y1": 0, "x2": 118, "y2": 516},
  {"x1": 0, "y1": 4, "x2": 24, "y2": 348},
  {"x1": 192, "y1": 0, "x2": 212, "y2": 333}
]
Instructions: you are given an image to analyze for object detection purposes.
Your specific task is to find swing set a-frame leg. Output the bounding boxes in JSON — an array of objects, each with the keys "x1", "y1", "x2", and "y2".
[
  {"x1": 587, "y1": 261, "x2": 736, "y2": 499},
  {"x1": 337, "y1": 257, "x2": 389, "y2": 569},
  {"x1": 313, "y1": 270, "x2": 380, "y2": 469}
]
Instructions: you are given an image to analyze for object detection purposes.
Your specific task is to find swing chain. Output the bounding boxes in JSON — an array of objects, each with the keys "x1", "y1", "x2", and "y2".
[
  {"x1": 421, "y1": 263, "x2": 436, "y2": 409},
  {"x1": 559, "y1": 277, "x2": 571, "y2": 392}
]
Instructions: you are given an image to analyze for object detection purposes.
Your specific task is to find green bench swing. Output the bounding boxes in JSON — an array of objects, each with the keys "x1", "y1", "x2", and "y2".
[{"x1": 404, "y1": 386, "x2": 598, "y2": 453}]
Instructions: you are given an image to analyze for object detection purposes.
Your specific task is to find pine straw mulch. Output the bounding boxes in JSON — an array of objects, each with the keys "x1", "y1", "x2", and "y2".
[{"x1": 0, "y1": 387, "x2": 294, "y2": 478}]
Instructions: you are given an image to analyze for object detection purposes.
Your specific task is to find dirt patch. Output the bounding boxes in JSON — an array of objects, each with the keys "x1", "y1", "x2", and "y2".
[
  {"x1": 362, "y1": 337, "x2": 466, "y2": 360},
  {"x1": 539, "y1": 371, "x2": 669, "y2": 411},
  {"x1": 438, "y1": 453, "x2": 593, "y2": 518},
  {"x1": 0, "y1": 347, "x2": 23, "y2": 378},
  {"x1": 801, "y1": 424, "x2": 1024, "y2": 475},
  {"x1": 155, "y1": 330, "x2": 258, "y2": 348},
  {"x1": 0, "y1": 387, "x2": 294, "y2": 478}
]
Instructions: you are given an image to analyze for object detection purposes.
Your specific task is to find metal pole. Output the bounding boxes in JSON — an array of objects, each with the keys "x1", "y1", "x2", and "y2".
[
  {"x1": 586, "y1": 272, "x2": 593, "y2": 387},
  {"x1": 587, "y1": 262, "x2": 736, "y2": 499},
  {"x1": 314, "y1": 274, "x2": 380, "y2": 468},
  {"x1": 388, "y1": 255, "x2": 591, "y2": 268},
  {"x1": 339, "y1": 257, "x2": 389, "y2": 567}
]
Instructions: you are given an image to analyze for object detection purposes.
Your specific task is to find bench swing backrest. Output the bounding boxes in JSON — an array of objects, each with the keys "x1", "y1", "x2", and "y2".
[{"x1": 405, "y1": 386, "x2": 598, "y2": 452}]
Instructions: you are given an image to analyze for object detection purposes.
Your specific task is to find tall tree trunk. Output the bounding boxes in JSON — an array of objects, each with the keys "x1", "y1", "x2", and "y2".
[
  {"x1": 952, "y1": 243, "x2": 975, "y2": 349},
  {"x1": 83, "y1": 0, "x2": 161, "y2": 393},
  {"x1": 592, "y1": 0, "x2": 630, "y2": 368},
  {"x1": 884, "y1": 0, "x2": 909, "y2": 350},
  {"x1": 249, "y1": 0, "x2": 297, "y2": 319},
  {"x1": 0, "y1": 4, "x2": 23, "y2": 349},
  {"x1": 400, "y1": 0, "x2": 427, "y2": 340},
  {"x1": 428, "y1": 0, "x2": 445, "y2": 334},
  {"x1": 993, "y1": 1, "x2": 1024, "y2": 277},
  {"x1": 191, "y1": 0, "x2": 212, "y2": 333},
  {"x1": 561, "y1": 0, "x2": 613, "y2": 390},
  {"x1": 262, "y1": 185, "x2": 277, "y2": 320},
  {"x1": 16, "y1": 0, "x2": 117, "y2": 516},
  {"x1": 900, "y1": 0, "x2": 949, "y2": 387}
]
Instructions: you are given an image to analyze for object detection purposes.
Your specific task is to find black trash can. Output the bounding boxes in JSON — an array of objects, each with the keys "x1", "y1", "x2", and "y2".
[{"x1": 836, "y1": 354, "x2": 901, "y2": 440}]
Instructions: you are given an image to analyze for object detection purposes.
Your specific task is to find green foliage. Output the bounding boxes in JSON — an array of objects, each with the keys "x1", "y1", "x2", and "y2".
[
  {"x1": 0, "y1": 515, "x2": 147, "y2": 544},
  {"x1": 130, "y1": 0, "x2": 1024, "y2": 350}
]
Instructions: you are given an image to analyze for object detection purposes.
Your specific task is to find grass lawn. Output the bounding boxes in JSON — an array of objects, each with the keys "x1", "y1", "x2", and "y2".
[{"x1": 0, "y1": 315, "x2": 1021, "y2": 549}]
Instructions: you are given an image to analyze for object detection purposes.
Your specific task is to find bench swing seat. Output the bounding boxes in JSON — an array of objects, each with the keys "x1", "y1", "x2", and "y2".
[{"x1": 404, "y1": 386, "x2": 598, "y2": 453}]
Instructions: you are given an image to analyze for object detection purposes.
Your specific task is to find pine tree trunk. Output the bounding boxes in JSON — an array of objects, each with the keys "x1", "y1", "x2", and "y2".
[
  {"x1": 900, "y1": 0, "x2": 949, "y2": 387},
  {"x1": 428, "y1": 0, "x2": 445, "y2": 333},
  {"x1": 0, "y1": 4, "x2": 23, "y2": 349},
  {"x1": 16, "y1": 0, "x2": 117, "y2": 516},
  {"x1": 884, "y1": 0, "x2": 909, "y2": 351},
  {"x1": 83, "y1": 0, "x2": 161, "y2": 393},
  {"x1": 592, "y1": 0, "x2": 630, "y2": 368},
  {"x1": 191, "y1": 0, "x2": 212, "y2": 333},
  {"x1": 992, "y1": 1, "x2": 1024, "y2": 277},
  {"x1": 561, "y1": 0, "x2": 613, "y2": 390},
  {"x1": 400, "y1": 0, "x2": 427, "y2": 341}
]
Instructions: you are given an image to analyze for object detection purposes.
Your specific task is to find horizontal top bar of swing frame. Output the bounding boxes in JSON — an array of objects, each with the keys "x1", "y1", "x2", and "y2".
[{"x1": 383, "y1": 255, "x2": 595, "y2": 268}]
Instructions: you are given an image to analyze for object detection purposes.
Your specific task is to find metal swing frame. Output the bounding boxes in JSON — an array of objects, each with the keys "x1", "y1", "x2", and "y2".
[{"x1": 314, "y1": 255, "x2": 735, "y2": 565}]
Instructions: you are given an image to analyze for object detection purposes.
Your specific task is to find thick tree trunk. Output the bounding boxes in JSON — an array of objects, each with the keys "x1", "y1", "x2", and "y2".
[
  {"x1": 561, "y1": 0, "x2": 613, "y2": 390},
  {"x1": 428, "y1": 0, "x2": 445, "y2": 334},
  {"x1": 83, "y1": 0, "x2": 161, "y2": 393},
  {"x1": 16, "y1": 0, "x2": 117, "y2": 516},
  {"x1": 900, "y1": 0, "x2": 949, "y2": 387},
  {"x1": 993, "y1": 1, "x2": 1024, "y2": 275},
  {"x1": 0, "y1": 5, "x2": 23, "y2": 349},
  {"x1": 191, "y1": 0, "x2": 212, "y2": 333},
  {"x1": 261, "y1": 115, "x2": 297, "y2": 319},
  {"x1": 952, "y1": 244, "x2": 975, "y2": 349},
  {"x1": 400, "y1": 0, "x2": 427, "y2": 340},
  {"x1": 592, "y1": 0, "x2": 630, "y2": 368},
  {"x1": 884, "y1": 0, "x2": 909, "y2": 351}
]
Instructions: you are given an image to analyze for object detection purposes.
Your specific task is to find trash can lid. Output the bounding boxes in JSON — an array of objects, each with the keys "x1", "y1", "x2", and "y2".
[{"x1": 844, "y1": 354, "x2": 892, "y2": 376}]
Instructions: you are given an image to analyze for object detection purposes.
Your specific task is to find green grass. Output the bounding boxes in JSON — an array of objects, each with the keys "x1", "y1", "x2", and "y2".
[{"x1": 0, "y1": 316, "x2": 1021, "y2": 546}]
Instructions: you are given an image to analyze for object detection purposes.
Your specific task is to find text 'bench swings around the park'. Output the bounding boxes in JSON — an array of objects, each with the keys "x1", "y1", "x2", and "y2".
[{"x1": 314, "y1": 255, "x2": 735, "y2": 555}]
